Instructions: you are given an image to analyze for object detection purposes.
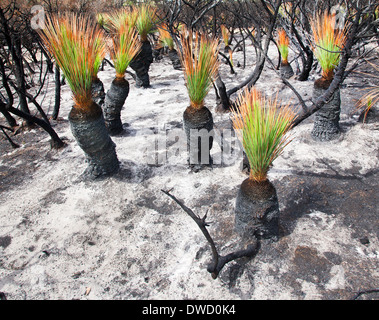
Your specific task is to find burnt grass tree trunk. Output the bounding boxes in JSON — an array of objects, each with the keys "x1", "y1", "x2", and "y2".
[
  {"x1": 129, "y1": 40, "x2": 153, "y2": 88},
  {"x1": 52, "y1": 65, "x2": 61, "y2": 120},
  {"x1": 280, "y1": 61, "x2": 294, "y2": 79},
  {"x1": 69, "y1": 103, "x2": 119, "y2": 178},
  {"x1": 102, "y1": 77, "x2": 129, "y2": 136},
  {"x1": 168, "y1": 48, "x2": 182, "y2": 70},
  {"x1": 311, "y1": 78, "x2": 341, "y2": 141},
  {"x1": 183, "y1": 106, "x2": 214, "y2": 170},
  {"x1": 235, "y1": 178, "x2": 280, "y2": 242}
]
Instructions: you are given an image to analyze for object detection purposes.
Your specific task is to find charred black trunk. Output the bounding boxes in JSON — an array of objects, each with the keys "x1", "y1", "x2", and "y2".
[
  {"x1": 215, "y1": 71, "x2": 232, "y2": 112},
  {"x1": 52, "y1": 65, "x2": 61, "y2": 120},
  {"x1": 297, "y1": 46, "x2": 313, "y2": 81},
  {"x1": 69, "y1": 103, "x2": 119, "y2": 179},
  {"x1": 235, "y1": 178, "x2": 280, "y2": 241},
  {"x1": 168, "y1": 49, "x2": 182, "y2": 70},
  {"x1": 103, "y1": 77, "x2": 129, "y2": 136},
  {"x1": 311, "y1": 78, "x2": 341, "y2": 141},
  {"x1": 183, "y1": 106, "x2": 214, "y2": 169},
  {"x1": 91, "y1": 77, "x2": 106, "y2": 107},
  {"x1": 280, "y1": 61, "x2": 294, "y2": 79},
  {"x1": 129, "y1": 40, "x2": 153, "y2": 88}
]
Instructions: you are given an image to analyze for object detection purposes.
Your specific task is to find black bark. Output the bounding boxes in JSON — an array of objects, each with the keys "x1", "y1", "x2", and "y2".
[
  {"x1": 0, "y1": 100, "x2": 17, "y2": 127},
  {"x1": 235, "y1": 178, "x2": 280, "y2": 241},
  {"x1": 0, "y1": 125, "x2": 19, "y2": 148},
  {"x1": 69, "y1": 103, "x2": 120, "y2": 179},
  {"x1": 129, "y1": 40, "x2": 153, "y2": 88},
  {"x1": 52, "y1": 65, "x2": 61, "y2": 120},
  {"x1": 279, "y1": 61, "x2": 294, "y2": 79},
  {"x1": 183, "y1": 106, "x2": 214, "y2": 170},
  {"x1": 168, "y1": 49, "x2": 182, "y2": 70},
  {"x1": 103, "y1": 77, "x2": 130, "y2": 136},
  {"x1": 0, "y1": 8, "x2": 31, "y2": 123},
  {"x1": 311, "y1": 83, "x2": 341, "y2": 141},
  {"x1": 214, "y1": 70, "x2": 232, "y2": 113},
  {"x1": 5, "y1": 103, "x2": 64, "y2": 149}
]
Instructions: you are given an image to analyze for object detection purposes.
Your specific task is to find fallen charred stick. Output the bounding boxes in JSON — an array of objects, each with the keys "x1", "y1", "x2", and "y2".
[
  {"x1": 352, "y1": 288, "x2": 379, "y2": 300},
  {"x1": 161, "y1": 188, "x2": 260, "y2": 279}
]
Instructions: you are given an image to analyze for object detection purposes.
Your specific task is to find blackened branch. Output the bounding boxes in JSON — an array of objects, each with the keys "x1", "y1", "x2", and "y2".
[
  {"x1": 161, "y1": 189, "x2": 260, "y2": 279},
  {"x1": 352, "y1": 288, "x2": 379, "y2": 300}
]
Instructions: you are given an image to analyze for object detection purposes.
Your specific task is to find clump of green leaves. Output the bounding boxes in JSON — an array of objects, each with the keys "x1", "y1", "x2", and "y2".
[
  {"x1": 179, "y1": 29, "x2": 219, "y2": 109},
  {"x1": 158, "y1": 24, "x2": 175, "y2": 50},
  {"x1": 311, "y1": 12, "x2": 348, "y2": 81},
  {"x1": 277, "y1": 28, "x2": 289, "y2": 64},
  {"x1": 39, "y1": 13, "x2": 105, "y2": 110},
  {"x1": 134, "y1": 4, "x2": 157, "y2": 42},
  {"x1": 231, "y1": 88, "x2": 296, "y2": 182},
  {"x1": 107, "y1": 10, "x2": 141, "y2": 79}
]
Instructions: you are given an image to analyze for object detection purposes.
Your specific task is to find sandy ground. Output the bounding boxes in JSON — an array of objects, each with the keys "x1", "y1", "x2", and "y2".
[{"x1": 0, "y1": 39, "x2": 378, "y2": 300}]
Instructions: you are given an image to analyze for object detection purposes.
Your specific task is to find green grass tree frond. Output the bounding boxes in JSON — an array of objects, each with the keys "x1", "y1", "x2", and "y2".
[
  {"x1": 231, "y1": 87, "x2": 297, "y2": 182},
  {"x1": 134, "y1": 4, "x2": 157, "y2": 42},
  {"x1": 220, "y1": 25, "x2": 230, "y2": 47},
  {"x1": 158, "y1": 24, "x2": 174, "y2": 50},
  {"x1": 277, "y1": 28, "x2": 289, "y2": 64},
  {"x1": 356, "y1": 60, "x2": 379, "y2": 122},
  {"x1": 39, "y1": 13, "x2": 105, "y2": 110},
  {"x1": 311, "y1": 11, "x2": 348, "y2": 81},
  {"x1": 110, "y1": 22, "x2": 142, "y2": 79},
  {"x1": 179, "y1": 29, "x2": 219, "y2": 109}
]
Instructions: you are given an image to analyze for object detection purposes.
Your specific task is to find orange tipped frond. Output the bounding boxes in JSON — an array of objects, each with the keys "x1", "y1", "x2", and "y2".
[
  {"x1": 277, "y1": 28, "x2": 290, "y2": 63},
  {"x1": 107, "y1": 8, "x2": 137, "y2": 33},
  {"x1": 39, "y1": 13, "x2": 104, "y2": 110},
  {"x1": 220, "y1": 25, "x2": 230, "y2": 46},
  {"x1": 310, "y1": 11, "x2": 348, "y2": 80},
  {"x1": 179, "y1": 28, "x2": 220, "y2": 108},
  {"x1": 158, "y1": 24, "x2": 174, "y2": 50},
  {"x1": 355, "y1": 60, "x2": 379, "y2": 122},
  {"x1": 134, "y1": 4, "x2": 157, "y2": 42},
  {"x1": 110, "y1": 21, "x2": 142, "y2": 79},
  {"x1": 231, "y1": 87, "x2": 297, "y2": 182}
]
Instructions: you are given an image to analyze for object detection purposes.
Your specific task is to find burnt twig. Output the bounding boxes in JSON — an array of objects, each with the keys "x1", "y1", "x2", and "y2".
[
  {"x1": 0, "y1": 125, "x2": 19, "y2": 148},
  {"x1": 352, "y1": 288, "x2": 379, "y2": 300},
  {"x1": 161, "y1": 188, "x2": 260, "y2": 279}
]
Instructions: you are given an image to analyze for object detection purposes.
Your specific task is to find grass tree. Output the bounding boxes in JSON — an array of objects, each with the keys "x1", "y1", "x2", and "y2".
[
  {"x1": 356, "y1": 60, "x2": 379, "y2": 123},
  {"x1": 310, "y1": 12, "x2": 348, "y2": 141},
  {"x1": 231, "y1": 87, "x2": 296, "y2": 241},
  {"x1": 157, "y1": 24, "x2": 181, "y2": 70},
  {"x1": 221, "y1": 25, "x2": 233, "y2": 67},
  {"x1": 39, "y1": 13, "x2": 119, "y2": 178},
  {"x1": 103, "y1": 9, "x2": 141, "y2": 135},
  {"x1": 129, "y1": 4, "x2": 157, "y2": 88},
  {"x1": 179, "y1": 29, "x2": 219, "y2": 169},
  {"x1": 277, "y1": 28, "x2": 293, "y2": 79}
]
